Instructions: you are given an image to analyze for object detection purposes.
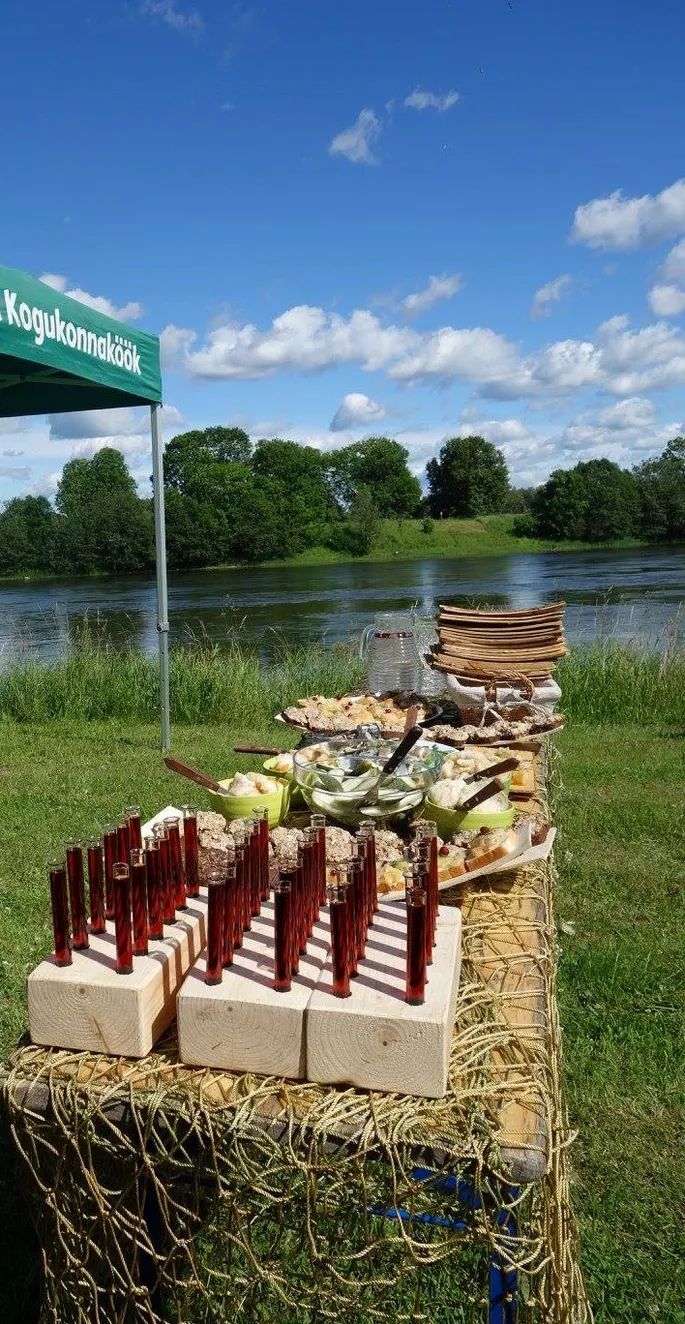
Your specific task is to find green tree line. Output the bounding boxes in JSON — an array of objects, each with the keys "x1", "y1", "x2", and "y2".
[{"x1": 1, "y1": 427, "x2": 684, "y2": 577}]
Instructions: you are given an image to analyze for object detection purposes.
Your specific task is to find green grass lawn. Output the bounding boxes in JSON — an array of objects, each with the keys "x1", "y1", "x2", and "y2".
[{"x1": 1, "y1": 715, "x2": 684, "y2": 1321}]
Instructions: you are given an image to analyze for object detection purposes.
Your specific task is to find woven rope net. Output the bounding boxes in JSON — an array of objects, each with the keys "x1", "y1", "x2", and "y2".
[{"x1": 1, "y1": 743, "x2": 592, "y2": 1323}]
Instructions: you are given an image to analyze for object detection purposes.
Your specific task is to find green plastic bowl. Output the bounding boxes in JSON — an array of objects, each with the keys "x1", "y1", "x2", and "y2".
[
  {"x1": 206, "y1": 774, "x2": 289, "y2": 827},
  {"x1": 422, "y1": 794, "x2": 515, "y2": 839},
  {"x1": 263, "y1": 756, "x2": 306, "y2": 807}
]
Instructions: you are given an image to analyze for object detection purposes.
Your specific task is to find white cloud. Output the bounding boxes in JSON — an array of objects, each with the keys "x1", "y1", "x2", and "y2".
[
  {"x1": 656, "y1": 238, "x2": 685, "y2": 283},
  {"x1": 330, "y1": 393, "x2": 388, "y2": 431},
  {"x1": 48, "y1": 405, "x2": 183, "y2": 442},
  {"x1": 389, "y1": 326, "x2": 520, "y2": 386},
  {"x1": 595, "y1": 396, "x2": 656, "y2": 430},
  {"x1": 160, "y1": 323, "x2": 198, "y2": 368},
  {"x1": 329, "y1": 109, "x2": 381, "y2": 165},
  {"x1": 39, "y1": 273, "x2": 143, "y2": 322},
  {"x1": 28, "y1": 471, "x2": 62, "y2": 499},
  {"x1": 162, "y1": 292, "x2": 685, "y2": 404},
  {"x1": 401, "y1": 273, "x2": 462, "y2": 316},
  {"x1": 481, "y1": 316, "x2": 685, "y2": 400},
  {"x1": 530, "y1": 274, "x2": 572, "y2": 320},
  {"x1": 167, "y1": 306, "x2": 416, "y2": 379},
  {"x1": 141, "y1": 1, "x2": 204, "y2": 34},
  {"x1": 649, "y1": 284, "x2": 685, "y2": 317},
  {"x1": 0, "y1": 464, "x2": 30, "y2": 482},
  {"x1": 648, "y1": 238, "x2": 685, "y2": 316},
  {"x1": 571, "y1": 178, "x2": 685, "y2": 251},
  {"x1": 0, "y1": 417, "x2": 30, "y2": 436},
  {"x1": 460, "y1": 419, "x2": 532, "y2": 446},
  {"x1": 1, "y1": 448, "x2": 25, "y2": 456},
  {"x1": 404, "y1": 88, "x2": 459, "y2": 112}
]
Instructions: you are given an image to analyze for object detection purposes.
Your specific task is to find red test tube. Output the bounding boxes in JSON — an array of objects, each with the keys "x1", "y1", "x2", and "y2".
[
  {"x1": 181, "y1": 806, "x2": 199, "y2": 898},
  {"x1": 424, "y1": 822, "x2": 439, "y2": 946},
  {"x1": 233, "y1": 836, "x2": 246, "y2": 948},
  {"x1": 347, "y1": 853, "x2": 366, "y2": 963},
  {"x1": 48, "y1": 860, "x2": 72, "y2": 966},
  {"x1": 345, "y1": 860, "x2": 361, "y2": 976},
  {"x1": 273, "y1": 870, "x2": 294, "y2": 992},
  {"x1": 359, "y1": 821, "x2": 378, "y2": 918},
  {"x1": 295, "y1": 844, "x2": 307, "y2": 958},
  {"x1": 130, "y1": 847, "x2": 149, "y2": 957},
  {"x1": 116, "y1": 818, "x2": 130, "y2": 867},
  {"x1": 166, "y1": 817, "x2": 187, "y2": 911},
  {"x1": 328, "y1": 874, "x2": 351, "y2": 998},
  {"x1": 241, "y1": 831, "x2": 253, "y2": 931},
  {"x1": 223, "y1": 858, "x2": 237, "y2": 968},
  {"x1": 103, "y1": 824, "x2": 117, "y2": 920},
  {"x1": 112, "y1": 862, "x2": 133, "y2": 974},
  {"x1": 303, "y1": 828, "x2": 317, "y2": 935},
  {"x1": 406, "y1": 868, "x2": 427, "y2": 1005},
  {"x1": 205, "y1": 873, "x2": 224, "y2": 985},
  {"x1": 145, "y1": 840, "x2": 164, "y2": 940},
  {"x1": 65, "y1": 839, "x2": 89, "y2": 950},
  {"x1": 86, "y1": 839, "x2": 106, "y2": 934},
  {"x1": 253, "y1": 807, "x2": 270, "y2": 901},
  {"x1": 154, "y1": 823, "x2": 176, "y2": 924},
  {"x1": 125, "y1": 806, "x2": 143, "y2": 852},
  {"x1": 415, "y1": 842, "x2": 434, "y2": 966},
  {"x1": 357, "y1": 834, "x2": 372, "y2": 930},
  {"x1": 310, "y1": 813, "x2": 327, "y2": 905},
  {"x1": 248, "y1": 821, "x2": 261, "y2": 917},
  {"x1": 416, "y1": 824, "x2": 439, "y2": 958}
]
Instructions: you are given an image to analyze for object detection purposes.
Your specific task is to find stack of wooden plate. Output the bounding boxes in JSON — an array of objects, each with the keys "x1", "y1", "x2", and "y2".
[{"x1": 428, "y1": 602, "x2": 567, "y2": 683}]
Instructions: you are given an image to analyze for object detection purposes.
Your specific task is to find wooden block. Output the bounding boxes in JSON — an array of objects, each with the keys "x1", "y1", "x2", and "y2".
[
  {"x1": 177, "y1": 900, "x2": 330, "y2": 1080},
  {"x1": 27, "y1": 896, "x2": 208, "y2": 1058},
  {"x1": 307, "y1": 902, "x2": 462, "y2": 1099}
]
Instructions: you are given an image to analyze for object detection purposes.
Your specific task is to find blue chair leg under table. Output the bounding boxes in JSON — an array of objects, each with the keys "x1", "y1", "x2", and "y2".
[{"x1": 369, "y1": 1166, "x2": 519, "y2": 1322}]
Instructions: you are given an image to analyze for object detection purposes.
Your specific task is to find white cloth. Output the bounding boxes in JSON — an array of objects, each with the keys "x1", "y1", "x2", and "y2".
[{"x1": 444, "y1": 674, "x2": 562, "y2": 715}]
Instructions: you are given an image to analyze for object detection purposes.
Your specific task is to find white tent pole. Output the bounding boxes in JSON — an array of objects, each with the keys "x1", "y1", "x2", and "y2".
[{"x1": 150, "y1": 403, "x2": 171, "y2": 751}]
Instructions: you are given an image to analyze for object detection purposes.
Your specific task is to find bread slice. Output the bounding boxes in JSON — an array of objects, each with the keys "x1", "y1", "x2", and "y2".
[
  {"x1": 465, "y1": 827, "x2": 519, "y2": 872},
  {"x1": 437, "y1": 846, "x2": 467, "y2": 881}
]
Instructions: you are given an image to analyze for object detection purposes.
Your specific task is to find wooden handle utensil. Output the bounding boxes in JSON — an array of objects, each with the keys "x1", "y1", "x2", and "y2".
[
  {"x1": 460, "y1": 778, "x2": 503, "y2": 813},
  {"x1": 233, "y1": 745, "x2": 281, "y2": 755},
  {"x1": 464, "y1": 756, "x2": 519, "y2": 785},
  {"x1": 163, "y1": 757, "x2": 222, "y2": 793}
]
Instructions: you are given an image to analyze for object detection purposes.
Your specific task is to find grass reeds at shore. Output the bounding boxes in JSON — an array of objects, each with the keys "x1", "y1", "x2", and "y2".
[{"x1": 1, "y1": 636, "x2": 685, "y2": 726}]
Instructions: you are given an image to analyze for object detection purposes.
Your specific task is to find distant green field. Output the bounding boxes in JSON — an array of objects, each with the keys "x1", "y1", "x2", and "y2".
[{"x1": 253, "y1": 515, "x2": 646, "y2": 567}]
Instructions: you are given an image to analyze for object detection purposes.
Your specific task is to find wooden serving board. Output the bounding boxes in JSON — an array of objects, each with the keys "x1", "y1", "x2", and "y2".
[
  {"x1": 307, "y1": 902, "x2": 462, "y2": 1098},
  {"x1": 178, "y1": 901, "x2": 463, "y2": 1098},
  {"x1": 177, "y1": 900, "x2": 330, "y2": 1080},
  {"x1": 28, "y1": 807, "x2": 206, "y2": 1059}
]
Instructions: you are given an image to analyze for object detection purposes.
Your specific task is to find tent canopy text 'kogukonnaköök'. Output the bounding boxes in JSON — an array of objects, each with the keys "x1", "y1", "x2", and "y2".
[{"x1": 0, "y1": 264, "x2": 161, "y2": 419}]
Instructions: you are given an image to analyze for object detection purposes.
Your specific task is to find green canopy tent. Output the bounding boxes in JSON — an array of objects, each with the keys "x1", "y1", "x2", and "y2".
[{"x1": 0, "y1": 263, "x2": 171, "y2": 749}]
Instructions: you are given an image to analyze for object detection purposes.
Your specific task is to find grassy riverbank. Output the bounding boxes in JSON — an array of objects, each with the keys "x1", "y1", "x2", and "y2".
[
  {"x1": 1, "y1": 706, "x2": 684, "y2": 1321},
  {"x1": 201, "y1": 514, "x2": 648, "y2": 568},
  {"x1": 0, "y1": 515, "x2": 650, "y2": 582}
]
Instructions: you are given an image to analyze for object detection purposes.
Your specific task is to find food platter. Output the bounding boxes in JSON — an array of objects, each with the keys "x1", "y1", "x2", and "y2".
[
  {"x1": 277, "y1": 692, "x2": 564, "y2": 745},
  {"x1": 377, "y1": 824, "x2": 556, "y2": 900},
  {"x1": 278, "y1": 692, "x2": 439, "y2": 737}
]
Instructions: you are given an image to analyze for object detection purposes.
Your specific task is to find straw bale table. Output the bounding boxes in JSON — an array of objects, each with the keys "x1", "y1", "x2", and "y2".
[{"x1": 0, "y1": 744, "x2": 592, "y2": 1323}]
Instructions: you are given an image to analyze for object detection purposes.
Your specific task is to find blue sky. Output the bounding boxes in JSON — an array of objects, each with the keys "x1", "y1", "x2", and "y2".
[{"x1": 3, "y1": 0, "x2": 685, "y2": 504}]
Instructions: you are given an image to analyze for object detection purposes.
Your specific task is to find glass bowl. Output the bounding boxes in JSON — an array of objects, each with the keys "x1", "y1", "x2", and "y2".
[{"x1": 293, "y1": 736, "x2": 437, "y2": 825}]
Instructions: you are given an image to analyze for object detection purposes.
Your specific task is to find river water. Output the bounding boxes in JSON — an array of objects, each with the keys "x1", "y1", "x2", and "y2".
[{"x1": 1, "y1": 546, "x2": 683, "y2": 663}]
